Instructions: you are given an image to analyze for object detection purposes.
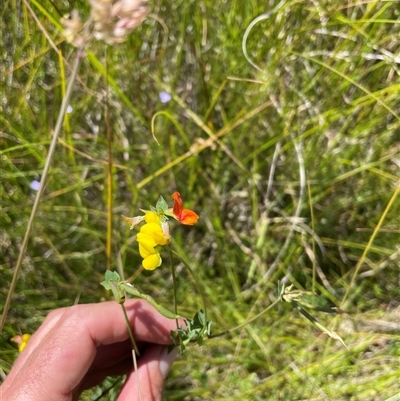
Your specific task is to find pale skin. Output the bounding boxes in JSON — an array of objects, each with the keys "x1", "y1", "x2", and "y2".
[{"x1": 1, "y1": 300, "x2": 178, "y2": 401}]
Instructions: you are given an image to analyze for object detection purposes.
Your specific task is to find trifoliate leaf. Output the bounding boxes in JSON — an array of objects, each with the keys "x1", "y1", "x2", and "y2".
[
  {"x1": 100, "y1": 270, "x2": 121, "y2": 290},
  {"x1": 156, "y1": 196, "x2": 169, "y2": 212},
  {"x1": 170, "y1": 310, "x2": 211, "y2": 353},
  {"x1": 100, "y1": 271, "x2": 125, "y2": 304}
]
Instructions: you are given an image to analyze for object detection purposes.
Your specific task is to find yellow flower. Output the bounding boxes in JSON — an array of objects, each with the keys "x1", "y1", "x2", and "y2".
[
  {"x1": 11, "y1": 333, "x2": 31, "y2": 352},
  {"x1": 143, "y1": 211, "x2": 160, "y2": 224},
  {"x1": 137, "y1": 212, "x2": 170, "y2": 270}
]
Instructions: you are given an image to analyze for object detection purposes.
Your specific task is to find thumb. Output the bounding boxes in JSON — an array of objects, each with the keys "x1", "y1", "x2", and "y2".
[{"x1": 118, "y1": 345, "x2": 178, "y2": 401}]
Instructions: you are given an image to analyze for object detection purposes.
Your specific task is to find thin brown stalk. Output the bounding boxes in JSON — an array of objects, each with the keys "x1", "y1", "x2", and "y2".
[
  {"x1": 0, "y1": 48, "x2": 84, "y2": 333},
  {"x1": 105, "y1": 48, "x2": 113, "y2": 270},
  {"x1": 120, "y1": 304, "x2": 142, "y2": 401}
]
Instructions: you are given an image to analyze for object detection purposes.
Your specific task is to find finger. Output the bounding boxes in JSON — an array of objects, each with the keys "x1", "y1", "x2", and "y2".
[
  {"x1": 5, "y1": 308, "x2": 65, "y2": 384},
  {"x1": 118, "y1": 345, "x2": 178, "y2": 401},
  {"x1": 74, "y1": 355, "x2": 134, "y2": 397},
  {"x1": 73, "y1": 342, "x2": 149, "y2": 395},
  {"x1": 88, "y1": 339, "x2": 132, "y2": 370},
  {"x1": 73, "y1": 342, "x2": 155, "y2": 394},
  {"x1": 3, "y1": 300, "x2": 177, "y2": 401}
]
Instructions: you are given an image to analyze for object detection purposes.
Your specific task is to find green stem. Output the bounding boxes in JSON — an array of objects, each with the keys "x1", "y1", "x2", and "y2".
[
  {"x1": 171, "y1": 250, "x2": 208, "y2": 335},
  {"x1": 120, "y1": 283, "x2": 181, "y2": 319},
  {"x1": 168, "y1": 246, "x2": 179, "y2": 329},
  {"x1": 207, "y1": 298, "x2": 280, "y2": 340},
  {"x1": 0, "y1": 48, "x2": 84, "y2": 333},
  {"x1": 340, "y1": 182, "x2": 400, "y2": 309},
  {"x1": 121, "y1": 304, "x2": 140, "y2": 356}
]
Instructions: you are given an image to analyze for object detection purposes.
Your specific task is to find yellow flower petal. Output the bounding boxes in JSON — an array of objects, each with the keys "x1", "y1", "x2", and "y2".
[
  {"x1": 144, "y1": 211, "x2": 160, "y2": 224},
  {"x1": 142, "y1": 253, "x2": 162, "y2": 270},
  {"x1": 139, "y1": 243, "x2": 155, "y2": 258},
  {"x1": 140, "y1": 223, "x2": 169, "y2": 245},
  {"x1": 137, "y1": 232, "x2": 157, "y2": 248},
  {"x1": 136, "y1": 212, "x2": 170, "y2": 270},
  {"x1": 19, "y1": 341, "x2": 28, "y2": 352},
  {"x1": 140, "y1": 222, "x2": 162, "y2": 234},
  {"x1": 11, "y1": 334, "x2": 31, "y2": 352}
]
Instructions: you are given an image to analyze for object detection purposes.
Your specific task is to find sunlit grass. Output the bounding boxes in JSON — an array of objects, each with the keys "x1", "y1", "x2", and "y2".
[{"x1": 1, "y1": 0, "x2": 399, "y2": 400}]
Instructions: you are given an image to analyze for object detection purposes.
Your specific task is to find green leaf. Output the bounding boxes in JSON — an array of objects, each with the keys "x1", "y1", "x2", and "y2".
[
  {"x1": 100, "y1": 271, "x2": 125, "y2": 304},
  {"x1": 292, "y1": 301, "x2": 348, "y2": 349},
  {"x1": 281, "y1": 285, "x2": 347, "y2": 348},
  {"x1": 156, "y1": 196, "x2": 169, "y2": 212},
  {"x1": 100, "y1": 270, "x2": 121, "y2": 290},
  {"x1": 170, "y1": 310, "x2": 212, "y2": 353},
  {"x1": 383, "y1": 393, "x2": 400, "y2": 401},
  {"x1": 282, "y1": 284, "x2": 345, "y2": 314}
]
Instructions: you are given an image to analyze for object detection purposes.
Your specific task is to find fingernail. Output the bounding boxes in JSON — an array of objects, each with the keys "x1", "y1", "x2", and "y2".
[{"x1": 159, "y1": 346, "x2": 178, "y2": 378}]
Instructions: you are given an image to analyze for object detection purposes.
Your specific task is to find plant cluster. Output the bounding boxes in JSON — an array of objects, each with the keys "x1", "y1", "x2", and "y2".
[{"x1": 3, "y1": 0, "x2": 399, "y2": 399}]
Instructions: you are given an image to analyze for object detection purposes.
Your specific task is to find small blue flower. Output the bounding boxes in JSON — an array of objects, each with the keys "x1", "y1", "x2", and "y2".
[
  {"x1": 30, "y1": 180, "x2": 41, "y2": 191},
  {"x1": 159, "y1": 91, "x2": 172, "y2": 103}
]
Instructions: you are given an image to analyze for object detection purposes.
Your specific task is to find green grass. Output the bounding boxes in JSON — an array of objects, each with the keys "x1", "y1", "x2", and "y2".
[{"x1": 1, "y1": 0, "x2": 400, "y2": 400}]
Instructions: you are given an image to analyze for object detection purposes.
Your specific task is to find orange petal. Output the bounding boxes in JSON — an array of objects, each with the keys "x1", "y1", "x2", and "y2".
[
  {"x1": 172, "y1": 192, "x2": 199, "y2": 225},
  {"x1": 180, "y1": 209, "x2": 199, "y2": 225},
  {"x1": 11, "y1": 335, "x2": 23, "y2": 346},
  {"x1": 172, "y1": 192, "x2": 183, "y2": 218}
]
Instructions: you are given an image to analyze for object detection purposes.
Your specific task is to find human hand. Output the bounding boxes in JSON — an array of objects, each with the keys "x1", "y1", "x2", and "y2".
[{"x1": 2, "y1": 300, "x2": 178, "y2": 401}]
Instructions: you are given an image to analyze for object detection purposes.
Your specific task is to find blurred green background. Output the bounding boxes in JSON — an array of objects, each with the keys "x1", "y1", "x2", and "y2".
[{"x1": 1, "y1": 0, "x2": 399, "y2": 399}]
